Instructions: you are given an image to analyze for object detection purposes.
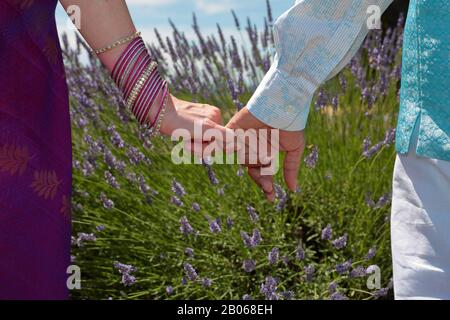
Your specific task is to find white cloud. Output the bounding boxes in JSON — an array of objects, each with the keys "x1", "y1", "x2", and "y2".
[{"x1": 193, "y1": 0, "x2": 237, "y2": 15}]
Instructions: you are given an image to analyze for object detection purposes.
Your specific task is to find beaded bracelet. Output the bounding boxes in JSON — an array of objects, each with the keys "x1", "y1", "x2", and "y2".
[{"x1": 93, "y1": 31, "x2": 141, "y2": 55}]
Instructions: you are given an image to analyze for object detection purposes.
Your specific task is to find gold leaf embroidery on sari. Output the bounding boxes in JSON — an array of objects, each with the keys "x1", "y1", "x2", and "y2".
[
  {"x1": 31, "y1": 170, "x2": 61, "y2": 200},
  {"x1": 0, "y1": 144, "x2": 29, "y2": 176}
]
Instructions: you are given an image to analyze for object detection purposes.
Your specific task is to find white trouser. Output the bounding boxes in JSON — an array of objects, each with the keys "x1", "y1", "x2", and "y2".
[{"x1": 391, "y1": 147, "x2": 450, "y2": 299}]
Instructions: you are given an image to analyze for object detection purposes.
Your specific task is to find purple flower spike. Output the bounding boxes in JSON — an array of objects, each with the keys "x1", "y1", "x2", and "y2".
[
  {"x1": 121, "y1": 273, "x2": 136, "y2": 286},
  {"x1": 295, "y1": 246, "x2": 305, "y2": 261},
  {"x1": 332, "y1": 234, "x2": 348, "y2": 250},
  {"x1": 183, "y1": 263, "x2": 198, "y2": 281},
  {"x1": 304, "y1": 265, "x2": 315, "y2": 282},
  {"x1": 304, "y1": 146, "x2": 319, "y2": 168},
  {"x1": 330, "y1": 292, "x2": 349, "y2": 300},
  {"x1": 179, "y1": 216, "x2": 194, "y2": 236},
  {"x1": 184, "y1": 247, "x2": 194, "y2": 258},
  {"x1": 246, "y1": 205, "x2": 259, "y2": 223},
  {"x1": 260, "y1": 276, "x2": 279, "y2": 300},
  {"x1": 76, "y1": 232, "x2": 96, "y2": 247},
  {"x1": 243, "y1": 259, "x2": 256, "y2": 273},
  {"x1": 366, "y1": 246, "x2": 377, "y2": 260},
  {"x1": 202, "y1": 277, "x2": 212, "y2": 288},
  {"x1": 350, "y1": 266, "x2": 367, "y2": 278},
  {"x1": 172, "y1": 179, "x2": 186, "y2": 198},
  {"x1": 171, "y1": 195, "x2": 184, "y2": 207},
  {"x1": 226, "y1": 217, "x2": 234, "y2": 229},
  {"x1": 166, "y1": 286, "x2": 174, "y2": 295},
  {"x1": 268, "y1": 247, "x2": 279, "y2": 265},
  {"x1": 336, "y1": 260, "x2": 352, "y2": 275},
  {"x1": 321, "y1": 224, "x2": 333, "y2": 240},
  {"x1": 192, "y1": 202, "x2": 201, "y2": 212},
  {"x1": 207, "y1": 216, "x2": 222, "y2": 234}
]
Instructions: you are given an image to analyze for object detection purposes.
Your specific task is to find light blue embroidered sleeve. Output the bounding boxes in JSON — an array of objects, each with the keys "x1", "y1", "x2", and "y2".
[{"x1": 247, "y1": 0, "x2": 393, "y2": 131}]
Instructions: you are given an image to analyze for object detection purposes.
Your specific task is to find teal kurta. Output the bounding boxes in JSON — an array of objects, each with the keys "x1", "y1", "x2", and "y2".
[{"x1": 396, "y1": 0, "x2": 450, "y2": 161}]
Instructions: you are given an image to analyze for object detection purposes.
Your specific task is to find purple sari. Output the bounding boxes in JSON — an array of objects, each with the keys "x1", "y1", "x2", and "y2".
[{"x1": 0, "y1": 0, "x2": 71, "y2": 299}]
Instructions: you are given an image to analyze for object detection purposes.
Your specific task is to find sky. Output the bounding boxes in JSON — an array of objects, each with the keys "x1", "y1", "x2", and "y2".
[{"x1": 55, "y1": 0, "x2": 294, "y2": 47}]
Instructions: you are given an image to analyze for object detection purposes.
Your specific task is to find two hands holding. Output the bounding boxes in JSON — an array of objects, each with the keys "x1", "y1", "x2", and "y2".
[{"x1": 158, "y1": 95, "x2": 306, "y2": 201}]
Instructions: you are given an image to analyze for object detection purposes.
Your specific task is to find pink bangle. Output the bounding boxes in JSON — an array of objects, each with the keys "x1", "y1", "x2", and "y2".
[{"x1": 112, "y1": 36, "x2": 169, "y2": 131}]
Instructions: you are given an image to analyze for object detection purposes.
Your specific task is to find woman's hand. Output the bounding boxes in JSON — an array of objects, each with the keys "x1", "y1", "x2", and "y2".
[{"x1": 158, "y1": 95, "x2": 227, "y2": 140}]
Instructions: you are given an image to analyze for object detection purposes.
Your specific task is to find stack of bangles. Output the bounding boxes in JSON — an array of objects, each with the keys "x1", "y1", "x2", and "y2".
[{"x1": 98, "y1": 33, "x2": 169, "y2": 137}]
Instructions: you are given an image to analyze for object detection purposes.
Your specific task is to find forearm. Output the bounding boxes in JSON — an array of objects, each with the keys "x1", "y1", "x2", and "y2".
[
  {"x1": 247, "y1": 0, "x2": 393, "y2": 131},
  {"x1": 59, "y1": 0, "x2": 136, "y2": 72}
]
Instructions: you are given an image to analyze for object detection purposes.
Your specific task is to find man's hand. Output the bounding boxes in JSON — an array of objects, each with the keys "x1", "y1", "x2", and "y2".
[{"x1": 227, "y1": 107, "x2": 305, "y2": 201}]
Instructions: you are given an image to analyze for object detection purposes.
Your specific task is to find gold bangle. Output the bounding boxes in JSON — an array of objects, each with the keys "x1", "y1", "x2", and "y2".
[
  {"x1": 148, "y1": 84, "x2": 169, "y2": 138},
  {"x1": 92, "y1": 31, "x2": 141, "y2": 55},
  {"x1": 126, "y1": 61, "x2": 158, "y2": 111}
]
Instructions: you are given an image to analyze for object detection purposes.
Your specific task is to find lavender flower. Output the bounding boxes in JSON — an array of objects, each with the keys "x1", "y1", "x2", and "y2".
[
  {"x1": 330, "y1": 292, "x2": 349, "y2": 300},
  {"x1": 274, "y1": 184, "x2": 287, "y2": 211},
  {"x1": 376, "y1": 193, "x2": 391, "y2": 208},
  {"x1": 246, "y1": 205, "x2": 259, "y2": 223},
  {"x1": 113, "y1": 261, "x2": 137, "y2": 275},
  {"x1": 252, "y1": 229, "x2": 262, "y2": 246},
  {"x1": 304, "y1": 146, "x2": 319, "y2": 168},
  {"x1": 328, "y1": 281, "x2": 337, "y2": 294},
  {"x1": 374, "y1": 287, "x2": 389, "y2": 299},
  {"x1": 321, "y1": 224, "x2": 333, "y2": 240},
  {"x1": 183, "y1": 263, "x2": 198, "y2": 281},
  {"x1": 240, "y1": 231, "x2": 253, "y2": 248},
  {"x1": 260, "y1": 276, "x2": 279, "y2": 300},
  {"x1": 207, "y1": 216, "x2": 222, "y2": 234},
  {"x1": 281, "y1": 291, "x2": 295, "y2": 300},
  {"x1": 295, "y1": 246, "x2": 305, "y2": 261},
  {"x1": 99, "y1": 192, "x2": 114, "y2": 210},
  {"x1": 126, "y1": 146, "x2": 147, "y2": 165},
  {"x1": 106, "y1": 125, "x2": 125, "y2": 148},
  {"x1": 166, "y1": 286, "x2": 174, "y2": 295},
  {"x1": 172, "y1": 179, "x2": 186, "y2": 197},
  {"x1": 96, "y1": 225, "x2": 105, "y2": 232},
  {"x1": 76, "y1": 232, "x2": 96, "y2": 247},
  {"x1": 204, "y1": 163, "x2": 219, "y2": 185},
  {"x1": 268, "y1": 247, "x2": 280, "y2": 265},
  {"x1": 332, "y1": 234, "x2": 348, "y2": 250},
  {"x1": 179, "y1": 216, "x2": 194, "y2": 236},
  {"x1": 202, "y1": 277, "x2": 212, "y2": 288},
  {"x1": 242, "y1": 294, "x2": 253, "y2": 300},
  {"x1": 366, "y1": 246, "x2": 377, "y2": 260},
  {"x1": 104, "y1": 171, "x2": 120, "y2": 189},
  {"x1": 336, "y1": 260, "x2": 352, "y2": 275},
  {"x1": 192, "y1": 202, "x2": 201, "y2": 212},
  {"x1": 365, "y1": 193, "x2": 377, "y2": 208},
  {"x1": 243, "y1": 259, "x2": 256, "y2": 273},
  {"x1": 184, "y1": 247, "x2": 194, "y2": 258},
  {"x1": 383, "y1": 128, "x2": 396, "y2": 146},
  {"x1": 350, "y1": 266, "x2": 367, "y2": 278},
  {"x1": 171, "y1": 196, "x2": 184, "y2": 207},
  {"x1": 226, "y1": 217, "x2": 234, "y2": 229},
  {"x1": 304, "y1": 265, "x2": 315, "y2": 282},
  {"x1": 121, "y1": 273, "x2": 136, "y2": 286}
]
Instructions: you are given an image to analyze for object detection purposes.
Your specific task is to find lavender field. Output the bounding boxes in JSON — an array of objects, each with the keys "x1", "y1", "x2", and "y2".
[{"x1": 66, "y1": 2, "x2": 403, "y2": 300}]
